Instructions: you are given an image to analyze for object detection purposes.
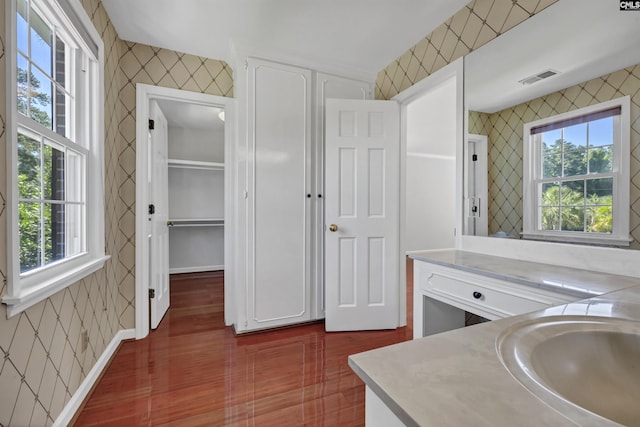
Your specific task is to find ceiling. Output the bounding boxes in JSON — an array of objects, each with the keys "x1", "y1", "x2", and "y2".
[
  {"x1": 465, "y1": 0, "x2": 640, "y2": 113},
  {"x1": 100, "y1": 0, "x2": 469, "y2": 79},
  {"x1": 155, "y1": 99, "x2": 224, "y2": 131}
]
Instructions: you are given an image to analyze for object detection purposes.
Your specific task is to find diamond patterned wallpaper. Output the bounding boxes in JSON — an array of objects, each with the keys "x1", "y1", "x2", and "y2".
[
  {"x1": 116, "y1": 42, "x2": 233, "y2": 328},
  {"x1": 0, "y1": 0, "x2": 122, "y2": 425},
  {"x1": 0, "y1": 1, "x2": 234, "y2": 424},
  {"x1": 376, "y1": 0, "x2": 558, "y2": 100},
  {"x1": 470, "y1": 64, "x2": 640, "y2": 249}
]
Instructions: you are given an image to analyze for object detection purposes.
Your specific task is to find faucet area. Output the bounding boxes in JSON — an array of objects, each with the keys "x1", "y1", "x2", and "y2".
[
  {"x1": 348, "y1": 0, "x2": 640, "y2": 424},
  {"x1": 350, "y1": 250, "x2": 640, "y2": 426}
]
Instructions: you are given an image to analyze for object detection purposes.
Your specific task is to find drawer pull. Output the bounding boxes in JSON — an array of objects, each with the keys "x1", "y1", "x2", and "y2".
[{"x1": 473, "y1": 291, "x2": 483, "y2": 300}]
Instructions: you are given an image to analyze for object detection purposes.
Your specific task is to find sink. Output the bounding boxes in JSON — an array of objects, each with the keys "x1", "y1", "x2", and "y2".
[{"x1": 497, "y1": 315, "x2": 640, "y2": 426}]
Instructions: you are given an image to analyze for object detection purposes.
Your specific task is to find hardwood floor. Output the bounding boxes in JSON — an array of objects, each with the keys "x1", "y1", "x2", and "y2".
[{"x1": 74, "y1": 262, "x2": 413, "y2": 426}]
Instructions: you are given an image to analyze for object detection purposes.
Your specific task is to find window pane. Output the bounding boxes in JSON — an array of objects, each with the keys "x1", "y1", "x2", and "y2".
[
  {"x1": 17, "y1": 132, "x2": 41, "y2": 200},
  {"x1": 66, "y1": 150, "x2": 84, "y2": 203},
  {"x1": 19, "y1": 201, "x2": 42, "y2": 272},
  {"x1": 564, "y1": 123, "x2": 587, "y2": 151},
  {"x1": 542, "y1": 143, "x2": 562, "y2": 178},
  {"x1": 587, "y1": 206, "x2": 612, "y2": 233},
  {"x1": 44, "y1": 203, "x2": 65, "y2": 264},
  {"x1": 586, "y1": 178, "x2": 613, "y2": 200},
  {"x1": 540, "y1": 182, "x2": 560, "y2": 206},
  {"x1": 588, "y1": 145, "x2": 612, "y2": 174},
  {"x1": 43, "y1": 143, "x2": 65, "y2": 201},
  {"x1": 17, "y1": 54, "x2": 29, "y2": 116},
  {"x1": 54, "y1": 87, "x2": 69, "y2": 138},
  {"x1": 29, "y1": 65, "x2": 53, "y2": 128},
  {"x1": 563, "y1": 147, "x2": 587, "y2": 176},
  {"x1": 560, "y1": 206, "x2": 584, "y2": 232},
  {"x1": 588, "y1": 117, "x2": 613, "y2": 148},
  {"x1": 29, "y1": 6, "x2": 52, "y2": 78},
  {"x1": 542, "y1": 129, "x2": 562, "y2": 178},
  {"x1": 66, "y1": 204, "x2": 83, "y2": 257},
  {"x1": 16, "y1": 0, "x2": 28, "y2": 54},
  {"x1": 541, "y1": 128, "x2": 562, "y2": 147},
  {"x1": 54, "y1": 35, "x2": 67, "y2": 89},
  {"x1": 561, "y1": 180, "x2": 584, "y2": 204},
  {"x1": 540, "y1": 207, "x2": 560, "y2": 231}
]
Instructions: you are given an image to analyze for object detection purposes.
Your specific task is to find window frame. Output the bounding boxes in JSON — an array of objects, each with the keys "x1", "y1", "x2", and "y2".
[
  {"x1": 4, "y1": 0, "x2": 107, "y2": 317},
  {"x1": 522, "y1": 96, "x2": 631, "y2": 246}
]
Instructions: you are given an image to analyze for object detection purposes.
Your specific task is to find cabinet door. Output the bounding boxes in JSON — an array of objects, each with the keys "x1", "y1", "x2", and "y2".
[
  {"x1": 313, "y1": 74, "x2": 372, "y2": 319},
  {"x1": 246, "y1": 59, "x2": 313, "y2": 330}
]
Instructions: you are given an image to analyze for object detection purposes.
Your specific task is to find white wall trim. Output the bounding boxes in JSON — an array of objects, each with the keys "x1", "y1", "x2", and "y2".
[
  {"x1": 135, "y1": 84, "x2": 236, "y2": 339},
  {"x1": 53, "y1": 328, "x2": 135, "y2": 427},
  {"x1": 169, "y1": 265, "x2": 224, "y2": 274},
  {"x1": 460, "y1": 235, "x2": 640, "y2": 278},
  {"x1": 393, "y1": 58, "x2": 464, "y2": 328},
  {"x1": 406, "y1": 152, "x2": 456, "y2": 161},
  {"x1": 405, "y1": 248, "x2": 455, "y2": 256}
]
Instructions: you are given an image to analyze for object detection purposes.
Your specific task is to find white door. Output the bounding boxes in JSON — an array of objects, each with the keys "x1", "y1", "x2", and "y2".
[
  {"x1": 314, "y1": 74, "x2": 371, "y2": 319},
  {"x1": 149, "y1": 100, "x2": 170, "y2": 329},
  {"x1": 324, "y1": 99, "x2": 400, "y2": 331}
]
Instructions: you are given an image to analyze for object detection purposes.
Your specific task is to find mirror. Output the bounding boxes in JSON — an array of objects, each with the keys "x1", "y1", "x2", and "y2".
[{"x1": 463, "y1": 0, "x2": 640, "y2": 249}]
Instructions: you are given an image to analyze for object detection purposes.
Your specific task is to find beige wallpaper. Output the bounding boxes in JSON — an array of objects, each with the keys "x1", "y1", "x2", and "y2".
[
  {"x1": 116, "y1": 42, "x2": 233, "y2": 327},
  {"x1": 470, "y1": 64, "x2": 640, "y2": 248},
  {"x1": 0, "y1": 2, "x2": 234, "y2": 425},
  {"x1": 376, "y1": 0, "x2": 558, "y2": 100},
  {"x1": 0, "y1": 0, "x2": 122, "y2": 425}
]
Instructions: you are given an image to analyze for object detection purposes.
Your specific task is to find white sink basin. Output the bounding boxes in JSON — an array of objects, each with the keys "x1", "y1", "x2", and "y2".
[{"x1": 497, "y1": 315, "x2": 640, "y2": 426}]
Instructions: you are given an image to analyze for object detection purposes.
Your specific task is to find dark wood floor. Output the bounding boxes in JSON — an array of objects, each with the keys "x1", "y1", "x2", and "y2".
[{"x1": 74, "y1": 260, "x2": 413, "y2": 426}]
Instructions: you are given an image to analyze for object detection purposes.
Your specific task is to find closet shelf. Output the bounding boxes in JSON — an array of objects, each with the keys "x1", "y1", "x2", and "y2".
[
  {"x1": 168, "y1": 159, "x2": 224, "y2": 170},
  {"x1": 168, "y1": 218, "x2": 224, "y2": 227}
]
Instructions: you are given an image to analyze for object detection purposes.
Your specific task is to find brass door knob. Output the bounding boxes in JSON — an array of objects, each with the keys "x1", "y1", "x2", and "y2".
[{"x1": 329, "y1": 224, "x2": 338, "y2": 232}]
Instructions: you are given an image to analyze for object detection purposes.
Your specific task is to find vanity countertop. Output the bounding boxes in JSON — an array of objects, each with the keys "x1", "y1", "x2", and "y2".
[
  {"x1": 409, "y1": 249, "x2": 640, "y2": 298},
  {"x1": 349, "y1": 251, "x2": 640, "y2": 426}
]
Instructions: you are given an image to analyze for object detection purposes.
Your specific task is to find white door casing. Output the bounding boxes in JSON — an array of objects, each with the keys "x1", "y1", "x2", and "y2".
[
  {"x1": 325, "y1": 99, "x2": 400, "y2": 331},
  {"x1": 464, "y1": 134, "x2": 488, "y2": 236},
  {"x1": 135, "y1": 84, "x2": 235, "y2": 339},
  {"x1": 149, "y1": 101, "x2": 170, "y2": 329}
]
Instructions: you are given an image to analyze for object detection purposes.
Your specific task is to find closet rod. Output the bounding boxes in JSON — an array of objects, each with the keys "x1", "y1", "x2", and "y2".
[{"x1": 167, "y1": 219, "x2": 224, "y2": 227}]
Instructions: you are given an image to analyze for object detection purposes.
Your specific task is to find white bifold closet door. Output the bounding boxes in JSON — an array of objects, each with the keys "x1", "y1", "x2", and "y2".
[{"x1": 246, "y1": 59, "x2": 313, "y2": 330}]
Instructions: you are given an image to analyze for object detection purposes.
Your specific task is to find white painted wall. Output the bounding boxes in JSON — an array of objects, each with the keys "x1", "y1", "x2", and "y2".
[
  {"x1": 168, "y1": 127, "x2": 224, "y2": 162},
  {"x1": 405, "y1": 77, "x2": 457, "y2": 252}
]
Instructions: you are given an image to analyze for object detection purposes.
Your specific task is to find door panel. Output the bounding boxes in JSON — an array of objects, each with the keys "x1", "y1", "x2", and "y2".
[
  {"x1": 149, "y1": 100, "x2": 170, "y2": 329},
  {"x1": 246, "y1": 59, "x2": 312, "y2": 329},
  {"x1": 325, "y1": 99, "x2": 400, "y2": 331},
  {"x1": 314, "y1": 74, "x2": 371, "y2": 319}
]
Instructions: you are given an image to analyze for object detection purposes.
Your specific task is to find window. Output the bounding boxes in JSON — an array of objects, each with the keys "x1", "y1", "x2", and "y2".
[
  {"x1": 3, "y1": 0, "x2": 106, "y2": 316},
  {"x1": 523, "y1": 97, "x2": 630, "y2": 246}
]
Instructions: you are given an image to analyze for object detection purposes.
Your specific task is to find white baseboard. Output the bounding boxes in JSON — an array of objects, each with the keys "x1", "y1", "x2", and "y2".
[
  {"x1": 169, "y1": 265, "x2": 224, "y2": 274},
  {"x1": 53, "y1": 328, "x2": 136, "y2": 426}
]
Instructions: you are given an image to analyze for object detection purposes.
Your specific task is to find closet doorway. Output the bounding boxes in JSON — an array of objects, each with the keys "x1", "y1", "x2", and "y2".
[{"x1": 135, "y1": 85, "x2": 235, "y2": 339}]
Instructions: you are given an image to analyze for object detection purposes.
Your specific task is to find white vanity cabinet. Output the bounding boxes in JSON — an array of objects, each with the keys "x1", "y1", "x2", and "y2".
[
  {"x1": 413, "y1": 260, "x2": 575, "y2": 338},
  {"x1": 241, "y1": 58, "x2": 371, "y2": 332}
]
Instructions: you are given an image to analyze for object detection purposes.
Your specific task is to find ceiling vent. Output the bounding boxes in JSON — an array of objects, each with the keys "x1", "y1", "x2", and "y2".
[{"x1": 518, "y1": 69, "x2": 559, "y2": 85}]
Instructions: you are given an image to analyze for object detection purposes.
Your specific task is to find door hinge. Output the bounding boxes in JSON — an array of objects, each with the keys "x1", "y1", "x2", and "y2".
[
  {"x1": 148, "y1": 204, "x2": 155, "y2": 215},
  {"x1": 243, "y1": 191, "x2": 248, "y2": 199},
  {"x1": 149, "y1": 289, "x2": 155, "y2": 298},
  {"x1": 149, "y1": 119, "x2": 155, "y2": 130},
  {"x1": 472, "y1": 154, "x2": 478, "y2": 162}
]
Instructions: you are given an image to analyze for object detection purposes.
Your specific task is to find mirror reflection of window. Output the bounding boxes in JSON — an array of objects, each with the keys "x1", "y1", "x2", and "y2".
[{"x1": 523, "y1": 97, "x2": 630, "y2": 246}]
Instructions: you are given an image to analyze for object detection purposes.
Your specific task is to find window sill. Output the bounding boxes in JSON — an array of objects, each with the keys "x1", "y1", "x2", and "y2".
[
  {"x1": 2, "y1": 255, "x2": 111, "y2": 318},
  {"x1": 522, "y1": 232, "x2": 631, "y2": 248}
]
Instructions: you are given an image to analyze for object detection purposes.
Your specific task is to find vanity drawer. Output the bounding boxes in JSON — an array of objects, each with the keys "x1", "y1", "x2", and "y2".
[{"x1": 415, "y1": 262, "x2": 573, "y2": 321}]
